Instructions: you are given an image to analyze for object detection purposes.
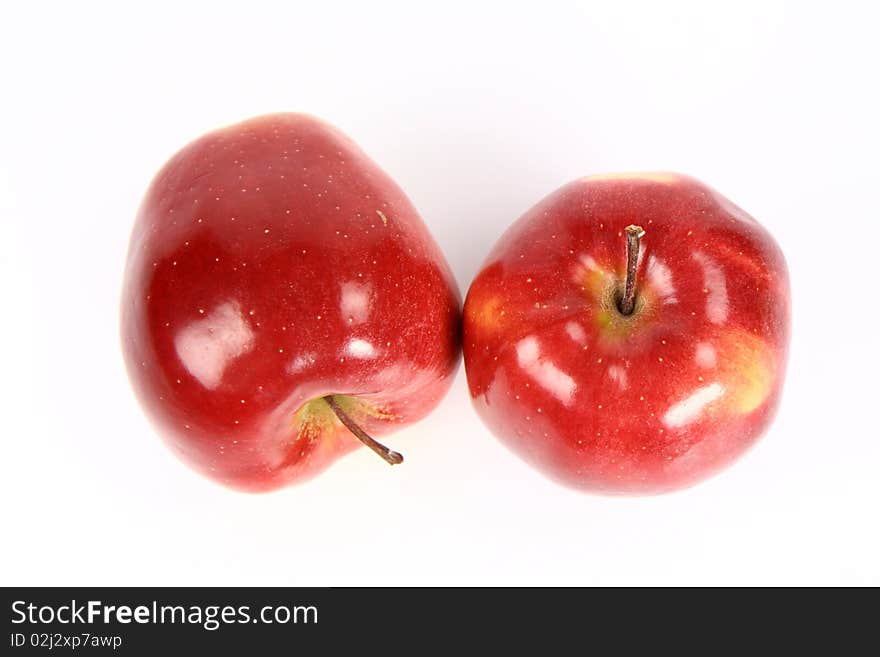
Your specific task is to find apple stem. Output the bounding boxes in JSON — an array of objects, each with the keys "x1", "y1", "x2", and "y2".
[
  {"x1": 323, "y1": 396, "x2": 404, "y2": 466},
  {"x1": 619, "y1": 224, "x2": 646, "y2": 316}
]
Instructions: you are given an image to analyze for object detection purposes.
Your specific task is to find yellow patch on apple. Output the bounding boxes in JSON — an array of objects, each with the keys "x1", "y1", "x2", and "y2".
[
  {"x1": 583, "y1": 172, "x2": 681, "y2": 185},
  {"x1": 467, "y1": 293, "x2": 507, "y2": 334},
  {"x1": 293, "y1": 395, "x2": 394, "y2": 442},
  {"x1": 717, "y1": 329, "x2": 775, "y2": 414}
]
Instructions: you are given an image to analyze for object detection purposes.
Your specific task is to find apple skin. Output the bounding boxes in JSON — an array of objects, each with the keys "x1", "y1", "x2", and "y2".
[
  {"x1": 121, "y1": 113, "x2": 460, "y2": 492},
  {"x1": 463, "y1": 173, "x2": 789, "y2": 495}
]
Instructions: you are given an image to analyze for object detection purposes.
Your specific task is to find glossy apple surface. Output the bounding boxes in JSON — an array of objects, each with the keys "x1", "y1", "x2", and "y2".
[
  {"x1": 121, "y1": 113, "x2": 460, "y2": 492},
  {"x1": 463, "y1": 173, "x2": 789, "y2": 494}
]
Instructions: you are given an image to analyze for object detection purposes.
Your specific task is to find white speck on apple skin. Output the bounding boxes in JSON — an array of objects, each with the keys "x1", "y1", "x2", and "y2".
[
  {"x1": 565, "y1": 321, "x2": 587, "y2": 344},
  {"x1": 663, "y1": 382, "x2": 726, "y2": 429},
  {"x1": 692, "y1": 250, "x2": 729, "y2": 324},
  {"x1": 174, "y1": 302, "x2": 255, "y2": 390},
  {"x1": 607, "y1": 364, "x2": 628, "y2": 390},
  {"x1": 695, "y1": 342, "x2": 717, "y2": 368},
  {"x1": 515, "y1": 336, "x2": 577, "y2": 406}
]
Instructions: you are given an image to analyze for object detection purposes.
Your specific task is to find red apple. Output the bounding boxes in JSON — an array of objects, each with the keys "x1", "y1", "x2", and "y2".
[
  {"x1": 121, "y1": 113, "x2": 460, "y2": 492},
  {"x1": 463, "y1": 173, "x2": 789, "y2": 494}
]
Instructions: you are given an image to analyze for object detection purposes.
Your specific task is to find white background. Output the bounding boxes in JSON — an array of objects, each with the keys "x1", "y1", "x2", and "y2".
[{"x1": 1, "y1": 0, "x2": 878, "y2": 586}]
